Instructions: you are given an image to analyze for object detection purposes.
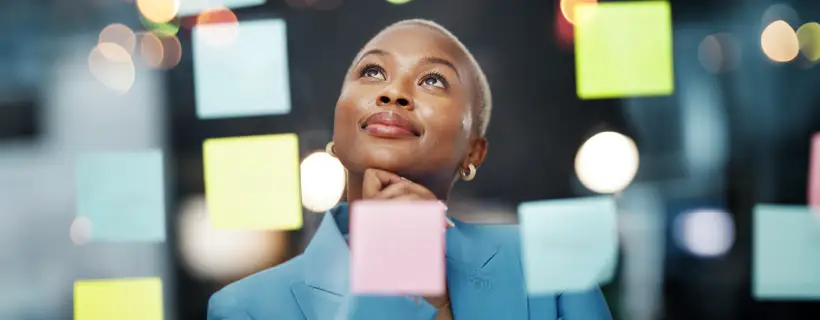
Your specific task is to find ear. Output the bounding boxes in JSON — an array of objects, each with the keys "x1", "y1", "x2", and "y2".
[{"x1": 463, "y1": 137, "x2": 488, "y2": 169}]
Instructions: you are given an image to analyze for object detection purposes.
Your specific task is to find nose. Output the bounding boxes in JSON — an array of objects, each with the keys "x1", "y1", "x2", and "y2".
[{"x1": 376, "y1": 87, "x2": 414, "y2": 110}]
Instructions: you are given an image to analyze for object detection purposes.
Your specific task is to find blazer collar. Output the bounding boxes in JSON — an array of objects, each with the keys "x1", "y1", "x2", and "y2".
[
  {"x1": 303, "y1": 204, "x2": 351, "y2": 296},
  {"x1": 302, "y1": 203, "x2": 500, "y2": 295}
]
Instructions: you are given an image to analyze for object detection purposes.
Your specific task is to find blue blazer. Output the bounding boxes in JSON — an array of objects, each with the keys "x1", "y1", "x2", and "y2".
[{"x1": 208, "y1": 203, "x2": 611, "y2": 319}]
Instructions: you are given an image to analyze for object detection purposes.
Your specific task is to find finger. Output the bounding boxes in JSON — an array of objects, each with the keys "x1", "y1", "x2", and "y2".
[
  {"x1": 362, "y1": 168, "x2": 403, "y2": 199},
  {"x1": 391, "y1": 194, "x2": 427, "y2": 201},
  {"x1": 374, "y1": 181, "x2": 436, "y2": 200},
  {"x1": 372, "y1": 181, "x2": 414, "y2": 199}
]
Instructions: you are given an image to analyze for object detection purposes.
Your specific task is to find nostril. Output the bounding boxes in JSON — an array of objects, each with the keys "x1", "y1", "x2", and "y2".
[
  {"x1": 397, "y1": 98, "x2": 409, "y2": 106},
  {"x1": 379, "y1": 96, "x2": 390, "y2": 104}
]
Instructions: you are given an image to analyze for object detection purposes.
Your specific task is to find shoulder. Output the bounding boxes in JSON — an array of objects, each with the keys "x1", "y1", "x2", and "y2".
[{"x1": 208, "y1": 255, "x2": 306, "y2": 320}]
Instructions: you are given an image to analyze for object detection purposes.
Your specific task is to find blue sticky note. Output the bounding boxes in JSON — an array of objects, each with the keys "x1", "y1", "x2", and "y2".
[
  {"x1": 178, "y1": 0, "x2": 266, "y2": 17},
  {"x1": 753, "y1": 204, "x2": 820, "y2": 300},
  {"x1": 193, "y1": 19, "x2": 291, "y2": 119},
  {"x1": 518, "y1": 196, "x2": 618, "y2": 295},
  {"x1": 75, "y1": 150, "x2": 166, "y2": 242}
]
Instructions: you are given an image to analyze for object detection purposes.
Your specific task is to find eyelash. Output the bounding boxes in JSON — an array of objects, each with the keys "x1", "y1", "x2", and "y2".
[
  {"x1": 421, "y1": 71, "x2": 449, "y2": 89},
  {"x1": 358, "y1": 63, "x2": 384, "y2": 78},
  {"x1": 358, "y1": 63, "x2": 450, "y2": 89}
]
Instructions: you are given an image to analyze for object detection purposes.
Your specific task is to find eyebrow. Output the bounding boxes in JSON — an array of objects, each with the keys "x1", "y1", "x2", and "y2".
[
  {"x1": 419, "y1": 56, "x2": 461, "y2": 80},
  {"x1": 355, "y1": 49, "x2": 462, "y2": 81}
]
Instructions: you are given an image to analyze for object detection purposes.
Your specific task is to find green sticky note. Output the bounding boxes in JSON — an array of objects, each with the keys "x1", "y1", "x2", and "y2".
[
  {"x1": 574, "y1": 1, "x2": 674, "y2": 99},
  {"x1": 74, "y1": 278, "x2": 164, "y2": 320},
  {"x1": 203, "y1": 134, "x2": 303, "y2": 230}
]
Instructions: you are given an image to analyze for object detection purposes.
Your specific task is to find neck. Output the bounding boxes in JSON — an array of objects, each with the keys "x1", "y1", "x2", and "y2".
[{"x1": 345, "y1": 171, "x2": 455, "y2": 202}]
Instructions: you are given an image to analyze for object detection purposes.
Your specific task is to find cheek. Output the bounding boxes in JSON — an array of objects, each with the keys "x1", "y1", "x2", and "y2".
[
  {"x1": 422, "y1": 107, "x2": 471, "y2": 151},
  {"x1": 335, "y1": 87, "x2": 368, "y2": 127}
]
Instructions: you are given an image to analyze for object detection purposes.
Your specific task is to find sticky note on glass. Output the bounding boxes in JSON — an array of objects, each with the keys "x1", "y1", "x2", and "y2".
[
  {"x1": 753, "y1": 204, "x2": 820, "y2": 300},
  {"x1": 807, "y1": 133, "x2": 820, "y2": 210},
  {"x1": 574, "y1": 1, "x2": 674, "y2": 99},
  {"x1": 74, "y1": 277, "x2": 164, "y2": 320},
  {"x1": 350, "y1": 201, "x2": 446, "y2": 295},
  {"x1": 178, "y1": 0, "x2": 266, "y2": 16},
  {"x1": 203, "y1": 134, "x2": 302, "y2": 230},
  {"x1": 75, "y1": 150, "x2": 166, "y2": 242},
  {"x1": 193, "y1": 19, "x2": 291, "y2": 119},
  {"x1": 518, "y1": 196, "x2": 618, "y2": 295}
]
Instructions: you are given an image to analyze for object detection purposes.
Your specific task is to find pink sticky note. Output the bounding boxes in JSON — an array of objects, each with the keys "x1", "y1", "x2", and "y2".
[
  {"x1": 809, "y1": 133, "x2": 820, "y2": 211},
  {"x1": 350, "y1": 200, "x2": 446, "y2": 295}
]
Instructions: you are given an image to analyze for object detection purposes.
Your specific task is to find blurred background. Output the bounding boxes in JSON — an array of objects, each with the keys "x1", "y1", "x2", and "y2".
[{"x1": 1, "y1": 0, "x2": 819, "y2": 319}]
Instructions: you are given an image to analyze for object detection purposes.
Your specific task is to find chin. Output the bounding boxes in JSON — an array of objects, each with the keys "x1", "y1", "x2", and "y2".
[
  {"x1": 361, "y1": 147, "x2": 415, "y2": 171},
  {"x1": 338, "y1": 143, "x2": 416, "y2": 174}
]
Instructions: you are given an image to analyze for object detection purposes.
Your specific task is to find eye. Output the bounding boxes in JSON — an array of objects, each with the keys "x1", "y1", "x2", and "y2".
[
  {"x1": 359, "y1": 64, "x2": 386, "y2": 80},
  {"x1": 421, "y1": 72, "x2": 448, "y2": 89}
]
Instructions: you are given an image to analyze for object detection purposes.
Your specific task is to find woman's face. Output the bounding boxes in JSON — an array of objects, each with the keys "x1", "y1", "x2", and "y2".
[{"x1": 333, "y1": 24, "x2": 479, "y2": 179}]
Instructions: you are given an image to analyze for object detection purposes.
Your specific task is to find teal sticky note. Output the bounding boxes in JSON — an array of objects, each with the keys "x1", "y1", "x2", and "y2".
[
  {"x1": 193, "y1": 19, "x2": 291, "y2": 119},
  {"x1": 753, "y1": 204, "x2": 820, "y2": 300},
  {"x1": 518, "y1": 196, "x2": 618, "y2": 295},
  {"x1": 574, "y1": 1, "x2": 675, "y2": 99},
  {"x1": 178, "y1": 0, "x2": 266, "y2": 16},
  {"x1": 76, "y1": 150, "x2": 166, "y2": 242}
]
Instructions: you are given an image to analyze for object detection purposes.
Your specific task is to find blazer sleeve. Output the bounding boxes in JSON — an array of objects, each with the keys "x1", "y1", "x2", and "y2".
[
  {"x1": 556, "y1": 287, "x2": 612, "y2": 319},
  {"x1": 208, "y1": 289, "x2": 254, "y2": 320}
]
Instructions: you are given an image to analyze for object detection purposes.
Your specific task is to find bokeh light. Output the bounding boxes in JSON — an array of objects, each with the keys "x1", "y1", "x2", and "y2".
[
  {"x1": 300, "y1": 151, "x2": 346, "y2": 212},
  {"x1": 69, "y1": 216, "x2": 93, "y2": 246},
  {"x1": 560, "y1": 0, "x2": 597, "y2": 25},
  {"x1": 761, "y1": 20, "x2": 799, "y2": 63},
  {"x1": 158, "y1": 35, "x2": 182, "y2": 69},
  {"x1": 698, "y1": 33, "x2": 741, "y2": 73},
  {"x1": 138, "y1": 32, "x2": 182, "y2": 69},
  {"x1": 137, "y1": 0, "x2": 180, "y2": 23},
  {"x1": 98, "y1": 23, "x2": 136, "y2": 55},
  {"x1": 386, "y1": 0, "x2": 412, "y2": 4},
  {"x1": 139, "y1": 32, "x2": 164, "y2": 68},
  {"x1": 140, "y1": 15, "x2": 181, "y2": 37},
  {"x1": 88, "y1": 42, "x2": 136, "y2": 93},
  {"x1": 178, "y1": 196, "x2": 287, "y2": 282},
  {"x1": 195, "y1": 6, "x2": 239, "y2": 47},
  {"x1": 553, "y1": 0, "x2": 574, "y2": 50},
  {"x1": 796, "y1": 22, "x2": 820, "y2": 62},
  {"x1": 575, "y1": 131, "x2": 640, "y2": 194},
  {"x1": 674, "y1": 209, "x2": 735, "y2": 258}
]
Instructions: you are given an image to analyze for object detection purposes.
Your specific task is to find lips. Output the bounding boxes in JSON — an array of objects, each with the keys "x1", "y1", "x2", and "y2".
[{"x1": 360, "y1": 111, "x2": 422, "y2": 138}]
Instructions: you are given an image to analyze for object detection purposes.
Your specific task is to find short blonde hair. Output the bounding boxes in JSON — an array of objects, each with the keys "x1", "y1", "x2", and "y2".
[{"x1": 349, "y1": 19, "x2": 493, "y2": 137}]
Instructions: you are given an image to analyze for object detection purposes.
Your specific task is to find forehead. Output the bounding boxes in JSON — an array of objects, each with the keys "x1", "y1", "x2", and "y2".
[{"x1": 362, "y1": 24, "x2": 469, "y2": 67}]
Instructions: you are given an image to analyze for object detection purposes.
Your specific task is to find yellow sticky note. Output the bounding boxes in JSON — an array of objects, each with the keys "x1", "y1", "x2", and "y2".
[
  {"x1": 203, "y1": 133, "x2": 303, "y2": 230},
  {"x1": 74, "y1": 277, "x2": 164, "y2": 320},
  {"x1": 574, "y1": 1, "x2": 674, "y2": 99}
]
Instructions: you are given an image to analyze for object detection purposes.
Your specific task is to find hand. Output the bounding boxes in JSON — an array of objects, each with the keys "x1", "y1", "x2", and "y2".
[
  {"x1": 361, "y1": 169, "x2": 451, "y2": 315},
  {"x1": 362, "y1": 168, "x2": 437, "y2": 201}
]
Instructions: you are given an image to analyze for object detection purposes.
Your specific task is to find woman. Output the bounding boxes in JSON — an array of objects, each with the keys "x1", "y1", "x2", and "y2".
[{"x1": 208, "y1": 19, "x2": 611, "y2": 319}]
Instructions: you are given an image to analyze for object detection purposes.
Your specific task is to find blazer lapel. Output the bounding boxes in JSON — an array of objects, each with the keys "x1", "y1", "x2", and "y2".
[
  {"x1": 291, "y1": 204, "x2": 438, "y2": 320},
  {"x1": 446, "y1": 220, "x2": 530, "y2": 319},
  {"x1": 291, "y1": 208, "x2": 350, "y2": 320}
]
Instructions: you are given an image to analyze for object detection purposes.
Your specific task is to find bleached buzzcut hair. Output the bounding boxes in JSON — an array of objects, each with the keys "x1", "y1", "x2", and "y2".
[{"x1": 348, "y1": 19, "x2": 493, "y2": 137}]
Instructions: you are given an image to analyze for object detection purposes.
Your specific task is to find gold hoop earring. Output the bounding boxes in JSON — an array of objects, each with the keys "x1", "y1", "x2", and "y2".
[
  {"x1": 326, "y1": 142, "x2": 337, "y2": 157},
  {"x1": 460, "y1": 163, "x2": 477, "y2": 181}
]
